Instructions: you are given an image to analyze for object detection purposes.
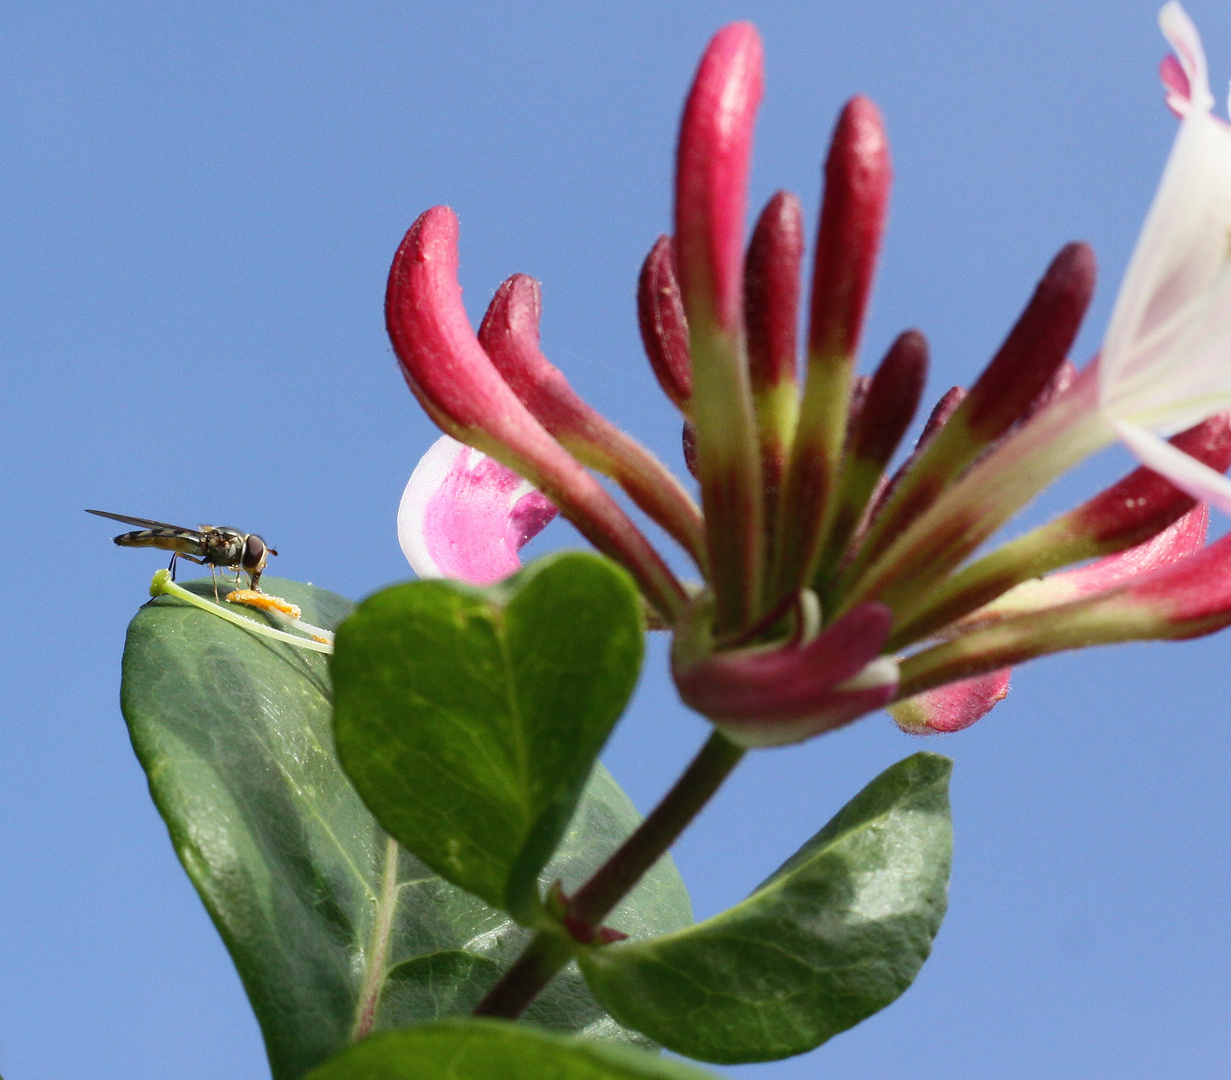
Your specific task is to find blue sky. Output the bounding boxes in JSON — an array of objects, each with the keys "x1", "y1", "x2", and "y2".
[{"x1": 3, "y1": 1, "x2": 1231, "y2": 1076}]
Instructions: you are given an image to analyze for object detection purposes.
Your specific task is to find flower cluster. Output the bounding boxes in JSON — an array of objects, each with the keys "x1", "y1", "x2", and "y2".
[{"x1": 388, "y1": 2, "x2": 1231, "y2": 746}]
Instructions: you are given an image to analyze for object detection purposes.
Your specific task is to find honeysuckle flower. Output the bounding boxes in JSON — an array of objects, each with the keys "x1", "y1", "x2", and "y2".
[{"x1": 388, "y1": 4, "x2": 1231, "y2": 747}]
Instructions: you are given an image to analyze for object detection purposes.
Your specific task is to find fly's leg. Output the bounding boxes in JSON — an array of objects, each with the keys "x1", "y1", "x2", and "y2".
[
  {"x1": 168, "y1": 552, "x2": 209, "y2": 595},
  {"x1": 169, "y1": 551, "x2": 208, "y2": 581}
]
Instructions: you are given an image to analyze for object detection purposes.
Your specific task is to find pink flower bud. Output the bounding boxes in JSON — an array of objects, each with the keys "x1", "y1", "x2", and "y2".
[
  {"x1": 962, "y1": 244, "x2": 1095, "y2": 441},
  {"x1": 839, "y1": 356, "x2": 1111, "y2": 625},
  {"x1": 745, "y1": 191, "x2": 804, "y2": 397},
  {"x1": 674, "y1": 22, "x2": 767, "y2": 630},
  {"x1": 847, "y1": 330, "x2": 929, "y2": 469},
  {"x1": 675, "y1": 22, "x2": 763, "y2": 336},
  {"x1": 818, "y1": 330, "x2": 928, "y2": 582},
  {"x1": 745, "y1": 190, "x2": 805, "y2": 536},
  {"x1": 855, "y1": 384, "x2": 965, "y2": 561},
  {"x1": 773, "y1": 97, "x2": 892, "y2": 600}
]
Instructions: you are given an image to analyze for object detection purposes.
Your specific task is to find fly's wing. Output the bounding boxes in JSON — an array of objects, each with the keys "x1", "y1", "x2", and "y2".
[
  {"x1": 86, "y1": 509, "x2": 192, "y2": 531},
  {"x1": 87, "y1": 510, "x2": 205, "y2": 557}
]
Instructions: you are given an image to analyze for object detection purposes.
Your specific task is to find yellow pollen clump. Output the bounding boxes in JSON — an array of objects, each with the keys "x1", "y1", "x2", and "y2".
[{"x1": 226, "y1": 589, "x2": 303, "y2": 619}]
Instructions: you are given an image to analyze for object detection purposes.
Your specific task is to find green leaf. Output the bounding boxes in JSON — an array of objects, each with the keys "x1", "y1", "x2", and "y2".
[
  {"x1": 307, "y1": 1019, "x2": 723, "y2": 1080},
  {"x1": 579, "y1": 751, "x2": 953, "y2": 1064},
  {"x1": 331, "y1": 552, "x2": 645, "y2": 921},
  {"x1": 120, "y1": 576, "x2": 690, "y2": 1080}
]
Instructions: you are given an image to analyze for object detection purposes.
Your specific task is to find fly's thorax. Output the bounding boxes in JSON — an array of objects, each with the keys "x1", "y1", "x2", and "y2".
[{"x1": 199, "y1": 527, "x2": 247, "y2": 568}]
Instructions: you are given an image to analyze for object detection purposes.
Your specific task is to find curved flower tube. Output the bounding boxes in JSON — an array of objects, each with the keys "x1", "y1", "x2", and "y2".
[
  {"x1": 896, "y1": 505, "x2": 1214, "y2": 703},
  {"x1": 891, "y1": 505, "x2": 1208, "y2": 733},
  {"x1": 387, "y1": 206, "x2": 688, "y2": 622}
]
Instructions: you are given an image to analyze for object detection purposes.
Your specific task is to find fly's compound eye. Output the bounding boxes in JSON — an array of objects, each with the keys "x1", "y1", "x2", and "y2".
[{"x1": 242, "y1": 534, "x2": 268, "y2": 572}]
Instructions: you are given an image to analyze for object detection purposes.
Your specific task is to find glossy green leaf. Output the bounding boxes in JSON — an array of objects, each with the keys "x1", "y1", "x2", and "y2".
[
  {"x1": 120, "y1": 576, "x2": 690, "y2": 1080},
  {"x1": 580, "y1": 751, "x2": 953, "y2": 1063},
  {"x1": 331, "y1": 552, "x2": 645, "y2": 921},
  {"x1": 307, "y1": 1019, "x2": 722, "y2": 1080}
]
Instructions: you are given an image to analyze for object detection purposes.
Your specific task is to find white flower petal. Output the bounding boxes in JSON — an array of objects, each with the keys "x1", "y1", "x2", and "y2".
[
  {"x1": 1099, "y1": 6, "x2": 1231, "y2": 468},
  {"x1": 1100, "y1": 109, "x2": 1231, "y2": 421},
  {"x1": 1112, "y1": 418, "x2": 1231, "y2": 516},
  {"x1": 1159, "y1": 1, "x2": 1214, "y2": 113},
  {"x1": 398, "y1": 434, "x2": 557, "y2": 584}
]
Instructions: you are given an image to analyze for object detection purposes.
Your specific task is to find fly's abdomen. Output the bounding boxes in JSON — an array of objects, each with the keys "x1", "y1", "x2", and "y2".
[{"x1": 113, "y1": 529, "x2": 205, "y2": 557}]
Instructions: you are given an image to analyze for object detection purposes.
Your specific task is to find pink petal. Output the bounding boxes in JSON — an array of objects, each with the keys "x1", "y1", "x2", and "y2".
[
  {"x1": 1160, "y1": 53, "x2": 1191, "y2": 118},
  {"x1": 398, "y1": 435, "x2": 557, "y2": 584},
  {"x1": 891, "y1": 668, "x2": 1011, "y2": 735},
  {"x1": 1051, "y1": 501, "x2": 1208, "y2": 596}
]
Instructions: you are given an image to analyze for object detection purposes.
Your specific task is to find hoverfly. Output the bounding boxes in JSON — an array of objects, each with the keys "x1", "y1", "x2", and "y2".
[{"x1": 87, "y1": 509, "x2": 277, "y2": 596}]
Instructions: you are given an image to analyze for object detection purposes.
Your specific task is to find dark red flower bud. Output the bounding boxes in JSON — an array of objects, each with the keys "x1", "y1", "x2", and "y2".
[
  {"x1": 745, "y1": 191, "x2": 804, "y2": 397},
  {"x1": 637, "y1": 236, "x2": 692, "y2": 411}
]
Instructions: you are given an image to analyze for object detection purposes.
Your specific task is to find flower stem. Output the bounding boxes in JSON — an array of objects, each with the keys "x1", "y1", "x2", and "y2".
[
  {"x1": 473, "y1": 729, "x2": 746, "y2": 1019},
  {"x1": 568, "y1": 730, "x2": 744, "y2": 927},
  {"x1": 471, "y1": 929, "x2": 575, "y2": 1019}
]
